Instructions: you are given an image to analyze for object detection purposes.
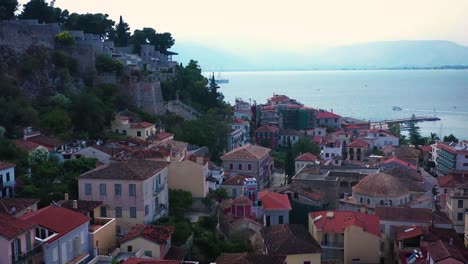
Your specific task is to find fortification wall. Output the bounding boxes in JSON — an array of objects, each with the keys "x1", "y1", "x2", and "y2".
[
  {"x1": 128, "y1": 79, "x2": 165, "y2": 115},
  {"x1": 0, "y1": 20, "x2": 59, "y2": 53}
]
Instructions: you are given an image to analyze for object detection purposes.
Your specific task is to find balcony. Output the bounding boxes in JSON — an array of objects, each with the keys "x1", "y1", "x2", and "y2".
[
  {"x1": 321, "y1": 242, "x2": 344, "y2": 249},
  {"x1": 12, "y1": 242, "x2": 43, "y2": 264},
  {"x1": 153, "y1": 184, "x2": 165, "y2": 195}
]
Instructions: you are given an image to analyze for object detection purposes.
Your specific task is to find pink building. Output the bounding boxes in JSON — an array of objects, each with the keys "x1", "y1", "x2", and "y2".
[{"x1": 78, "y1": 158, "x2": 170, "y2": 235}]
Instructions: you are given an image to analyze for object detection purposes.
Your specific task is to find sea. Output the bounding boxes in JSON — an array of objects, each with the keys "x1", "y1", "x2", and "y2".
[{"x1": 213, "y1": 70, "x2": 468, "y2": 140}]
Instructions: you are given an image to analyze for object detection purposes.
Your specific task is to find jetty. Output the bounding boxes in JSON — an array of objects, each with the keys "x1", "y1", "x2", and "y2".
[{"x1": 371, "y1": 116, "x2": 440, "y2": 130}]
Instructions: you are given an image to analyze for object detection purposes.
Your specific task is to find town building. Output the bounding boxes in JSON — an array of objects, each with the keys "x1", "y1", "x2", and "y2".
[
  {"x1": 381, "y1": 157, "x2": 418, "y2": 171},
  {"x1": 294, "y1": 152, "x2": 319, "y2": 174},
  {"x1": 258, "y1": 191, "x2": 292, "y2": 226},
  {"x1": 277, "y1": 129, "x2": 304, "y2": 147},
  {"x1": 0, "y1": 162, "x2": 15, "y2": 198},
  {"x1": 347, "y1": 139, "x2": 369, "y2": 161},
  {"x1": 221, "y1": 144, "x2": 273, "y2": 189},
  {"x1": 72, "y1": 145, "x2": 126, "y2": 165},
  {"x1": 215, "y1": 252, "x2": 285, "y2": 264},
  {"x1": 19, "y1": 205, "x2": 93, "y2": 264},
  {"x1": 267, "y1": 182, "x2": 325, "y2": 208},
  {"x1": 432, "y1": 141, "x2": 468, "y2": 176},
  {"x1": 233, "y1": 98, "x2": 253, "y2": 120},
  {"x1": 359, "y1": 129, "x2": 399, "y2": 148},
  {"x1": 227, "y1": 117, "x2": 250, "y2": 152},
  {"x1": 308, "y1": 211, "x2": 381, "y2": 263},
  {"x1": 320, "y1": 140, "x2": 342, "y2": 161},
  {"x1": 277, "y1": 105, "x2": 317, "y2": 130},
  {"x1": 317, "y1": 110, "x2": 342, "y2": 129},
  {"x1": 111, "y1": 115, "x2": 156, "y2": 140},
  {"x1": 254, "y1": 125, "x2": 279, "y2": 149},
  {"x1": 221, "y1": 175, "x2": 259, "y2": 202},
  {"x1": 262, "y1": 224, "x2": 322, "y2": 264},
  {"x1": 120, "y1": 225, "x2": 174, "y2": 259},
  {"x1": 445, "y1": 182, "x2": 468, "y2": 233},
  {"x1": 78, "y1": 158, "x2": 170, "y2": 235},
  {"x1": 0, "y1": 197, "x2": 39, "y2": 217}
]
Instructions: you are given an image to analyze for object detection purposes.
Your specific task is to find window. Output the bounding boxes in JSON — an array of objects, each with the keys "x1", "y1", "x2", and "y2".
[
  {"x1": 115, "y1": 129, "x2": 119, "y2": 133},
  {"x1": 85, "y1": 183, "x2": 92, "y2": 195},
  {"x1": 248, "y1": 164, "x2": 252, "y2": 171},
  {"x1": 464, "y1": 163, "x2": 468, "y2": 167},
  {"x1": 304, "y1": 262, "x2": 311, "y2": 264},
  {"x1": 127, "y1": 245, "x2": 133, "y2": 252},
  {"x1": 458, "y1": 213, "x2": 464, "y2": 221},
  {"x1": 115, "y1": 207, "x2": 122, "y2": 217},
  {"x1": 458, "y1": 200, "x2": 463, "y2": 208},
  {"x1": 115, "y1": 184, "x2": 121, "y2": 196},
  {"x1": 145, "y1": 251, "x2": 152, "y2": 257},
  {"x1": 294, "y1": 193, "x2": 299, "y2": 199},
  {"x1": 232, "y1": 188, "x2": 237, "y2": 198},
  {"x1": 116, "y1": 226, "x2": 121, "y2": 234},
  {"x1": 129, "y1": 184, "x2": 136, "y2": 196},
  {"x1": 137, "y1": 131, "x2": 141, "y2": 137},
  {"x1": 99, "y1": 184, "x2": 107, "y2": 196},
  {"x1": 279, "y1": 215, "x2": 284, "y2": 224},
  {"x1": 325, "y1": 153, "x2": 329, "y2": 158},
  {"x1": 122, "y1": 130, "x2": 127, "y2": 135},
  {"x1": 130, "y1": 207, "x2": 137, "y2": 218},
  {"x1": 146, "y1": 130, "x2": 149, "y2": 136},
  {"x1": 229, "y1": 164, "x2": 233, "y2": 170},
  {"x1": 100, "y1": 206, "x2": 107, "y2": 217},
  {"x1": 145, "y1": 205, "x2": 149, "y2": 216},
  {"x1": 6, "y1": 172, "x2": 10, "y2": 181}
]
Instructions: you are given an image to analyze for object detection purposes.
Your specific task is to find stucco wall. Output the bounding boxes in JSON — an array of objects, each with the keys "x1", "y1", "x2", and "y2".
[
  {"x1": 168, "y1": 160, "x2": 207, "y2": 198},
  {"x1": 344, "y1": 225, "x2": 380, "y2": 264},
  {"x1": 285, "y1": 253, "x2": 321, "y2": 264}
]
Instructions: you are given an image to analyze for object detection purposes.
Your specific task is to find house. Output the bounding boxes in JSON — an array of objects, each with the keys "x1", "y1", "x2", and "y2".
[
  {"x1": 360, "y1": 129, "x2": 399, "y2": 148},
  {"x1": 221, "y1": 175, "x2": 259, "y2": 202},
  {"x1": 0, "y1": 198, "x2": 39, "y2": 217},
  {"x1": 72, "y1": 145, "x2": 126, "y2": 165},
  {"x1": 294, "y1": 152, "x2": 318, "y2": 174},
  {"x1": 437, "y1": 173, "x2": 466, "y2": 210},
  {"x1": 254, "y1": 125, "x2": 279, "y2": 149},
  {"x1": 432, "y1": 141, "x2": 468, "y2": 176},
  {"x1": 0, "y1": 162, "x2": 15, "y2": 198},
  {"x1": 111, "y1": 115, "x2": 156, "y2": 140},
  {"x1": 258, "y1": 191, "x2": 292, "y2": 226},
  {"x1": 308, "y1": 211, "x2": 381, "y2": 264},
  {"x1": 227, "y1": 117, "x2": 250, "y2": 152},
  {"x1": 339, "y1": 172, "x2": 414, "y2": 213},
  {"x1": 278, "y1": 129, "x2": 304, "y2": 147},
  {"x1": 267, "y1": 182, "x2": 325, "y2": 208},
  {"x1": 328, "y1": 129, "x2": 352, "y2": 147},
  {"x1": 347, "y1": 139, "x2": 369, "y2": 161},
  {"x1": 78, "y1": 158, "x2": 170, "y2": 235},
  {"x1": 445, "y1": 182, "x2": 468, "y2": 233},
  {"x1": 395, "y1": 146, "x2": 421, "y2": 167},
  {"x1": 0, "y1": 214, "x2": 41, "y2": 264},
  {"x1": 262, "y1": 224, "x2": 322, "y2": 264},
  {"x1": 221, "y1": 144, "x2": 273, "y2": 189},
  {"x1": 277, "y1": 105, "x2": 317, "y2": 130},
  {"x1": 381, "y1": 157, "x2": 418, "y2": 171},
  {"x1": 375, "y1": 207, "x2": 453, "y2": 262},
  {"x1": 56, "y1": 197, "x2": 117, "y2": 257},
  {"x1": 120, "y1": 224, "x2": 174, "y2": 259},
  {"x1": 20, "y1": 205, "x2": 93, "y2": 264},
  {"x1": 234, "y1": 98, "x2": 253, "y2": 120},
  {"x1": 215, "y1": 252, "x2": 285, "y2": 264},
  {"x1": 320, "y1": 140, "x2": 342, "y2": 161},
  {"x1": 317, "y1": 110, "x2": 342, "y2": 129},
  {"x1": 267, "y1": 94, "x2": 291, "y2": 106},
  {"x1": 306, "y1": 127, "x2": 326, "y2": 137}
]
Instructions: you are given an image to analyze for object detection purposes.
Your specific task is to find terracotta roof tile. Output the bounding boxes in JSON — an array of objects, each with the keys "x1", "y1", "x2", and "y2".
[
  {"x1": 79, "y1": 158, "x2": 170, "y2": 180},
  {"x1": 318, "y1": 111, "x2": 341, "y2": 119},
  {"x1": 348, "y1": 139, "x2": 369, "y2": 148},
  {"x1": 395, "y1": 226, "x2": 424, "y2": 240},
  {"x1": 384, "y1": 167, "x2": 423, "y2": 182},
  {"x1": 309, "y1": 211, "x2": 381, "y2": 237},
  {"x1": 56, "y1": 200, "x2": 102, "y2": 214},
  {"x1": 130, "y1": 122, "x2": 154, "y2": 129},
  {"x1": 233, "y1": 117, "x2": 249, "y2": 124},
  {"x1": 383, "y1": 157, "x2": 417, "y2": 170},
  {"x1": 427, "y1": 240, "x2": 466, "y2": 262},
  {"x1": 437, "y1": 174, "x2": 464, "y2": 188},
  {"x1": 353, "y1": 172, "x2": 409, "y2": 197},
  {"x1": 215, "y1": 253, "x2": 286, "y2": 264},
  {"x1": 221, "y1": 144, "x2": 271, "y2": 161},
  {"x1": 20, "y1": 205, "x2": 90, "y2": 243},
  {"x1": 255, "y1": 125, "x2": 279, "y2": 133},
  {"x1": 0, "y1": 161, "x2": 15, "y2": 170},
  {"x1": 258, "y1": 191, "x2": 291, "y2": 210},
  {"x1": 14, "y1": 139, "x2": 42, "y2": 152},
  {"x1": 262, "y1": 224, "x2": 322, "y2": 255},
  {"x1": 121, "y1": 224, "x2": 174, "y2": 245},
  {"x1": 268, "y1": 182, "x2": 325, "y2": 202},
  {"x1": 28, "y1": 135, "x2": 64, "y2": 148},
  {"x1": 295, "y1": 152, "x2": 317, "y2": 162},
  {"x1": 0, "y1": 198, "x2": 39, "y2": 215},
  {"x1": 375, "y1": 207, "x2": 452, "y2": 224},
  {"x1": 0, "y1": 214, "x2": 37, "y2": 240},
  {"x1": 222, "y1": 175, "x2": 249, "y2": 186}
]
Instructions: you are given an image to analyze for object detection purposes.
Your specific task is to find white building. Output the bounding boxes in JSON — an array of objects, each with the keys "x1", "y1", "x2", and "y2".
[
  {"x1": 320, "y1": 141, "x2": 342, "y2": 161},
  {"x1": 360, "y1": 129, "x2": 399, "y2": 148},
  {"x1": 0, "y1": 162, "x2": 15, "y2": 198}
]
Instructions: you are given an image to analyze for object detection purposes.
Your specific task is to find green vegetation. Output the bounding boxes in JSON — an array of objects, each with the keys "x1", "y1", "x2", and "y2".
[
  {"x1": 95, "y1": 54, "x2": 124, "y2": 75},
  {"x1": 55, "y1": 31, "x2": 75, "y2": 46},
  {"x1": 292, "y1": 137, "x2": 321, "y2": 157},
  {"x1": 64, "y1": 13, "x2": 115, "y2": 38},
  {"x1": 169, "y1": 189, "x2": 193, "y2": 218},
  {"x1": 131, "y1": 27, "x2": 175, "y2": 54},
  {"x1": 408, "y1": 114, "x2": 423, "y2": 146},
  {"x1": 443, "y1": 134, "x2": 459, "y2": 143},
  {"x1": 113, "y1": 16, "x2": 130, "y2": 47},
  {"x1": 0, "y1": 0, "x2": 17, "y2": 20},
  {"x1": 19, "y1": 0, "x2": 68, "y2": 24}
]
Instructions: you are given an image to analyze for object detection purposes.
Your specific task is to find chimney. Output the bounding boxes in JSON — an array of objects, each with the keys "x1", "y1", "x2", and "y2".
[
  {"x1": 72, "y1": 200, "x2": 78, "y2": 209},
  {"x1": 26, "y1": 207, "x2": 32, "y2": 214},
  {"x1": 64, "y1": 193, "x2": 69, "y2": 201},
  {"x1": 196, "y1": 156, "x2": 204, "y2": 165},
  {"x1": 449, "y1": 238, "x2": 453, "y2": 246}
]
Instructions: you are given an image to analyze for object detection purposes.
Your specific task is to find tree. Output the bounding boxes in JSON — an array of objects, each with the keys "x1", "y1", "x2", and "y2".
[
  {"x1": 425, "y1": 132, "x2": 440, "y2": 145},
  {"x1": 28, "y1": 146, "x2": 49, "y2": 166},
  {"x1": 63, "y1": 13, "x2": 115, "y2": 38},
  {"x1": 153, "y1": 32, "x2": 175, "y2": 53},
  {"x1": 19, "y1": 0, "x2": 68, "y2": 23},
  {"x1": 408, "y1": 114, "x2": 423, "y2": 146},
  {"x1": 443, "y1": 134, "x2": 459, "y2": 143},
  {"x1": 0, "y1": 0, "x2": 17, "y2": 20},
  {"x1": 95, "y1": 54, "x2": 123, "y2": 75},
  {"x1": 40, "y1": 109, "x2": 71, "y2": 136},
  {"x1": 203, "y1": 188, "x2": 228, "y2": 207},
  {"x1": 69, "y1": 92, "x2": 106, "y2": 138},
  {"x1": 113, "y1": 15, "x2": 130, "y2": 47},
  {"x1": 292, "y1": 138, "x2": 320, "y2": 157},
  {"x1": 169, "y1": 189, "x2": 192, "y2": 218},
  {"x1": 285, "y1": 140, "x2": 295, "y2": 183},
  {"x1": 55, "y1": 31, "x2": 74, "y2": 46}
]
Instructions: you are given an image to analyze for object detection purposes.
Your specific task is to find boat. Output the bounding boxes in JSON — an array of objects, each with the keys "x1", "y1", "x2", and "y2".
[
  {"x1": 392, "y1": 106, "x2": 402, "y2": 111},
  {"x1": 214, "y1": 72, "x2": 229, "y2": 84}
]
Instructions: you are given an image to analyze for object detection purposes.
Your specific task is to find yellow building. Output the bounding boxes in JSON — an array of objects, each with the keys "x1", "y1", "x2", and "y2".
[
  {"x1": 262, "y1": 224, "x2": 322, "y2": 264},
  {"x1": 111, "y1": 115, "x2": 156, "y2": 140},
  {"x1": 120, "y1": 225, "x2": 174, "y2": 259},
  {"x1": 347, "y1": 139, "x2": 369, "y2": 161},
  {"x1": 308, "y1": 211, "x2": 381, "y2": 263}
]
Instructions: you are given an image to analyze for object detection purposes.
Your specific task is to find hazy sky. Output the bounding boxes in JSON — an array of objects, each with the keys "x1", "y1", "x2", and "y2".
[{"x1": 19, "y1": 0, "x2": 468, "y2": 52}]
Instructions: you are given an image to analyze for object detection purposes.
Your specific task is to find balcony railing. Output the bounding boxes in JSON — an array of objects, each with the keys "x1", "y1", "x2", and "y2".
[
  {"x1": 321, "y1": 242, "x2": 344, "y2": 249},
  {"x1": 153, "y1": 184, "x2": 165, "y2": 195},
  {"x1": 12, "y1": 243, "x2": 43, "y2": 264}
]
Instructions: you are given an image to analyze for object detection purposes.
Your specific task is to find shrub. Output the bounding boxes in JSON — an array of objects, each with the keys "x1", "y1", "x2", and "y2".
[{"x1": 55, "y1": 31, "x2": 75, "y2": 46}]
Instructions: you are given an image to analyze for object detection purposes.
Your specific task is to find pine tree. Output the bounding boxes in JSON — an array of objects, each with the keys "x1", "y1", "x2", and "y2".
[
  {"x1": 114, "y1": 15, "x2": 130, "y2": 47},
  {"x1": 408, "y1": 114, "x2": 422, "y2": 146}
]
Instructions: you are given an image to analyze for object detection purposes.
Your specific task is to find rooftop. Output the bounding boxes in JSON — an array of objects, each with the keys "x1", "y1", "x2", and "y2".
[
  {"x1": 121, "y1": 224, "x2": 174, "y2": 245},
  {"x1": 437, "y1": 174, "x2": 464, "y2": 188},
  {"x1": 317, "y1": 111, "x2": 341, "y2": 119},
  {"x1": 232, "y1": 195, "x2": 253, "y2": 206},
  {"x1": 79, "y1": 158, "x2": 170, "y2": 180},
  {"x1": 255, "y1": 125, "x2": 279, "y2": 133},
  {"x1": 383, "y1": 157, "x2": 418, "y2": 170},
  {"x1": 375, "y1": 207, "x2": 452, "y2": 224},
  {"x1": 262, "y1": 224, "x2": 322, "y2": 255},
  {"x1": 427, "y1": 240, "x2": 466, "y2": 263},
  {"x1": 295, "y1": 152, "x2": 317, "y2": 162},
  {"x1": 222, "y1": 174, "x2": 250, "y2": 186},
  {"x1": 56, "y1": 200, "x2": 103, "y2": 214},
  {"x1": 215, "y1": 252, "x2": 285, "y2": 264},
  {"x1": 347, "y1": 139, "x2": 369, "y2": 148},
  {"x1": 130, "y1": 122, "x2": 154, "y2": 129},
  {"x1": 123, "y1": 258, "x2": 180, "y2": 264},
  {"x1": 309, "y1": 211, "x2": 380, "y2": 237},
  {"x1": 258, "y1": 191, "x2": 292, "y2": 210},
  {"x1": 0, "y1": 161, "x2": 15, "y2": 170},
  {"x1": 353, "y1": 172, "x2": 410, "y2": 197},
  {"x1": 20, "y1": 205, "x2": 90, "y2": 243},
  {"x1": 0, "y1": 214, "x2": 37, "y2": 240},
  {"x1": 395, "y1": 225, "x2": 424, "y2": 241},
  {"x1": 221, "y1": 144, "x2": 271, "y2": 161},
  {"x1": 0, "y1": 197, "x2": 40, "y2": 215},
  {"x1": 27, "y1": 134, "x2": 64, "y2": 148}
]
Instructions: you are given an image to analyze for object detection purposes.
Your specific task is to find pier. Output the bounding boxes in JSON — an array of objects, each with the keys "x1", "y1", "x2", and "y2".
[{"x1": 371, "y1": 116, "x2": 440, "y2": 130}]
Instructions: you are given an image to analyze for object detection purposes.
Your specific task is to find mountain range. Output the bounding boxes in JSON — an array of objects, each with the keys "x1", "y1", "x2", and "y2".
[{"x1": 173, "y1": 40, "x2": 468, "y2": 71}]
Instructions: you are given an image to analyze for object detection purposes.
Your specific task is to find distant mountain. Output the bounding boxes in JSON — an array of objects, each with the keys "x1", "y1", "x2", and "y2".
[{"x1": 172, "y1": 40, "x2": 468, "y2": 71}]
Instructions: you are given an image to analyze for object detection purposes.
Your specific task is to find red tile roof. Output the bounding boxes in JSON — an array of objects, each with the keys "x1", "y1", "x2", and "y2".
[
  {"x1": 27, "y1": 135, "x2": 64, "y2": 148},
  {"x1": 395, "y1": 226, "x2": 424, "y2": 241},
  {"x1": 374, "y1": 207, "x2": 452, "y2": 224},
  {"x1": 221, "y1": 144, "x2": 271, "y2": 161},
  {"x1": 383, "y1": 157, "x2": 418, "y2": 170},
  {"x1": 268, "y1": 94, "x2": 289, "y2": 102},
  {"x1": 347, "y1": 139, "x2": 369, "y2": 148},
  {"x1": 57, "y1": 200, "x2": 103, "y2": 214},
  {"x1": 295, "y1": 152, "x2": 317, "y2": 162},
  {"x1": 255, "y1": 125, "x2": 279, "y2": 133},
  {"x1": 0, "y1": 161, "x2": 15, "y2": 170},
  {"x1": 312, "y1": 136, "x2": 323, "y2": 144},
  {"x1": 0, "y1": 198, "x2": 39, "y2": 215},
  {"x1": 318, "y1": 111, "x2": 341, "y2": 119},
  {"x1": 130, "y1": 122, "x2": 154, "y2": 129},
  {"x1": 309, "y1": 211, "x2": 380, "y2": 237},
  {"x1": 121, "y1": 224, "x2": 174, "y2": 245},
  {"x1": 437, "y1": 174, "x2": 464, "y2": 188},
  {"x1": 0, "y1": 214, "x2": 37, "y2": 240},
  {"x1": 79, "y1": 158, "x2": 170, "y2": 180},
  {"x1": 427, "y1": 240, "x2": 466, "y2": 263},
  {"x1": 232, "y1": 195, "x2": 253, "y2": 206},
  {"x1": 20, "y1": 205, "x2": 90, "y2": 243},
  {"x1": 420, "y1": 145, "x2": 432, "y2": 152},
  {"x1": 262, "y1": 224, "x2": 322, "y2": 255},
  {"x1": 233, "y1": 117, "x2": 249, "y2": 124},
  {"x1": 258, "y1": 191, "x2": 291, "y2": 210},
  {"x1": 15, "y1": 139, "x2": 42, "y2": 152},
  {"x1": 123, "y1": 258, "x2": 180, "y2": 264},
  {"x1": 222, "y1": 175, "x2": 249, "y2": 186}
]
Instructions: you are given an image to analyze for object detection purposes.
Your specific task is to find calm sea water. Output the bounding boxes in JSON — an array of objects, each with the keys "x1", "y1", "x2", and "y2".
[{"x1": 214, "y1": 70, "x2": 468, "y2": 140}]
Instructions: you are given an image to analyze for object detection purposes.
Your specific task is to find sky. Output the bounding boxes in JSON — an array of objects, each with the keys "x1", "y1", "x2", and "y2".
[{"x1": 18, "y1": 0, "x2": 468, "y2": 53}]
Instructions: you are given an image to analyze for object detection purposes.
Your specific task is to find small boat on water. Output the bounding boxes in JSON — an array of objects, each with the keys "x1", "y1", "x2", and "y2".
[{"x1": 393, "y1": 106, "x2": 402, "y2": 111}]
